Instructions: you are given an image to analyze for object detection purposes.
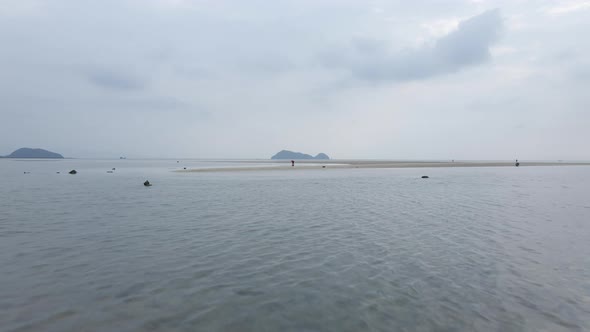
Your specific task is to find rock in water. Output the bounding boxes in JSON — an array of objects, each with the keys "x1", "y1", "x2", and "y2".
[
  {"x1": 144, "y1": 180, "x2": 152, "y2": 186},
  {"x1": 69, "y1": 170, "x2": 77, "y2": 174},
  {"x1": 421, "y1": 176, "x2": 429, "y2": 179}
]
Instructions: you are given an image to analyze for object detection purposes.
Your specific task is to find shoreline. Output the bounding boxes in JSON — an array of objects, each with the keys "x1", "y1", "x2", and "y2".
[{"x1": 177, "y1": 161, "x2": 590, "y2": 173}]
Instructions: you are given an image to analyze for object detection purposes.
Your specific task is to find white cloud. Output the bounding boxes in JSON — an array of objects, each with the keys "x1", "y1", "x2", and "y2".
[
  {"x1": 544, "y1": 1, "x2": 590, "y2": 15},
  {"x1": 490, "y1": 46, "x2": 517, "y2": 56},
  {"x1": 421, "y1": 18, "x2": 460, "y2": 38}
]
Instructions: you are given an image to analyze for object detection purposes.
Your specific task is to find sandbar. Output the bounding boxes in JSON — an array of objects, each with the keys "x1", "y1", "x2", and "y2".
[{"x1": 177, "y1": 160, "x2": 590, "y2": 173}]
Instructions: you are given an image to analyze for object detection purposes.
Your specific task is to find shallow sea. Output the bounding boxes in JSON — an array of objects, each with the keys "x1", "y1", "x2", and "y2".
[{"x1": 1, "y1": 159, "x2": 589, "y2": 331}]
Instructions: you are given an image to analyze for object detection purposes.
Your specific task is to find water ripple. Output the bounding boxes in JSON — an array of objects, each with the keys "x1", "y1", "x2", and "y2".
[{"x1": 1, "y1": 162, "x2": 589, "y2": 331}]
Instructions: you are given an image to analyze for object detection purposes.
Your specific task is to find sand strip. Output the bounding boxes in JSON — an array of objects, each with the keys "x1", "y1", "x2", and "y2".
[{"x1": 177, "y1": 161, "x2": 590, "y2": 173}]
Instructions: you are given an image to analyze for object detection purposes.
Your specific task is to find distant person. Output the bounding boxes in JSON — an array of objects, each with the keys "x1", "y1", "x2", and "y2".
[{"x1": 291, "y1": 160, "x2": 295, "y2": 167}]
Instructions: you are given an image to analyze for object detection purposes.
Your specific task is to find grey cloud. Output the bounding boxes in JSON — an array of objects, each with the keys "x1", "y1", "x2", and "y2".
[
  {"x1": 324, "y1": 9, "x2": 503, "y2": 82},
  {"x1": 435, "y1": 9, "x2": 502, "y2": 65},
  {"x1": 1, "y1": 93, "x2": 208, "y2": 118},
  {"x1": 571, "y1": 67, "x2": 590, "y2": 81},
  {"x1": 86, "y1": 69, "x2": 147, "y2": 91}
]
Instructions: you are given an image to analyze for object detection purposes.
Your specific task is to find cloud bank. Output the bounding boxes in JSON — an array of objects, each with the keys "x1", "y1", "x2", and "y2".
[
  {"x1": 324, "y1": 9, "x2": 503, "y2": 82},
  {"x1": 0, "y1": 1, "x2": 589, "y2": 160}
]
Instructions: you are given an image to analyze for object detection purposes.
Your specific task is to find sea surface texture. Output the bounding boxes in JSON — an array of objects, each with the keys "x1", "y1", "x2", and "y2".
[{"x1": 1, "y1": 159, "x2": 589, "y2": 332}]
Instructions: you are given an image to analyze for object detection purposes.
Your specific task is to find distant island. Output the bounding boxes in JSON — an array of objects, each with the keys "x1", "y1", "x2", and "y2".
[
  {"x1": 271, "y1": 150, "x2": 330, "y2": 160},
  {"x1": 1, "y1": 148, "x2": 64, "y2": 159}
]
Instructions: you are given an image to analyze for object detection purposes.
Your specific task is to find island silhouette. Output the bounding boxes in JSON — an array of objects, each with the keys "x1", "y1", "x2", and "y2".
[
  {"x1": 2, "y1": 148, "x2": 64, "y2": 159},
  {"x1": 271, "y1": 150, "x2": 330, "y2": 160}
]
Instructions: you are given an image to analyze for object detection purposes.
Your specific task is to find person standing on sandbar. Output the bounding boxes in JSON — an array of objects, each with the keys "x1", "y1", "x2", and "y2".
[{"x1": 291, "y1": 160, "x2": 295, "y2": 167}]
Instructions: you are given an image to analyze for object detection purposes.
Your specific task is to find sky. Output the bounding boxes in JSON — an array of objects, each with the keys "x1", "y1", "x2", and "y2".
[{"x1": 1, "y1": 0, "x2": 589, "y2": 160}]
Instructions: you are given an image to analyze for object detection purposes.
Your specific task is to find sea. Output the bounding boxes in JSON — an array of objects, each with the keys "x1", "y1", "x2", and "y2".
[{"x1": 1, "y1": 159, "x2": 589, "y2": 332}]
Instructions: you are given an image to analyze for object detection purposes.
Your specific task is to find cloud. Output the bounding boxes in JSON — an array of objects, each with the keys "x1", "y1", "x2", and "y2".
[
  {"x1": 1, "y1": 1, "x2": 589, "y2": 159},
  {"x1": 86, "y1": 68, "x2": 147, "y2": 91},
  {"x1": 0, "y1": 0, "x2": 44, "y2": 17},
  {"x1": 322, "y1": 9, "x2": 503, "y2": 82},
  {"x1": 545, "y1": 1, "x2": 590, "y2": 15}
]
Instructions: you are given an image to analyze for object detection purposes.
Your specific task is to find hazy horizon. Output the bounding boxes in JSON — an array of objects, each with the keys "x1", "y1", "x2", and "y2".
[
  {"x1": 3, "y1": 147, "x2": 590, "y2": 162},
  {"x1": 1, "y1": 1, "x2": 589, "y2": 160}
]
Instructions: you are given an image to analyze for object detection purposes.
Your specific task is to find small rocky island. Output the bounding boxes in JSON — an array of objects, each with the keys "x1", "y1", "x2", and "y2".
[
  {"x1": 271, "y1": 150, "x2": 330, "y2": 160},
  {"x1": 2, "y1": 148, "x2": 64, "y2": 159}
]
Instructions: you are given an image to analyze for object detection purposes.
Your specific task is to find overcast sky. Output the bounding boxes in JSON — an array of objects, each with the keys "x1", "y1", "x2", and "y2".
[{"x1": 1, "y1": 0, "x2": 589, "y2": 159}]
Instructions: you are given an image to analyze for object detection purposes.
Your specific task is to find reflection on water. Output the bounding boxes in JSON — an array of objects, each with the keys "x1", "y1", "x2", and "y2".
[{"x1": 1, "y1": 159, "x2": 589, "y2": 331}]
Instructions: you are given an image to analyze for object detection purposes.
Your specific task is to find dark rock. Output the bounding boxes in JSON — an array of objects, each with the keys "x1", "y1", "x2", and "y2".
[
  {"x1": 4, "y1": 148, "x2": 64, "y2": 159},
  {"x1": 144, "y1": 180, "x2": 152, "y2": 186},
  {"x1": 421, "y1": 176, "x2": 429, "y2": 179},
  {"x1": 69, "y1": 170, "x2": 77, "y2": 174}
]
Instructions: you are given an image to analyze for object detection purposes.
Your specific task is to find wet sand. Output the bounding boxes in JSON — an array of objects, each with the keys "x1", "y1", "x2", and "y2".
[{"x1": 177, "y1": 160, "x2": 590, "y2": 173}]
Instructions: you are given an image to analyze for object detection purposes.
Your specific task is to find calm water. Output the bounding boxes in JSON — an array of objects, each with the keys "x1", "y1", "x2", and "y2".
[{"x1": 1, "y1": 159, "x2": 589, "y2": 332}]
